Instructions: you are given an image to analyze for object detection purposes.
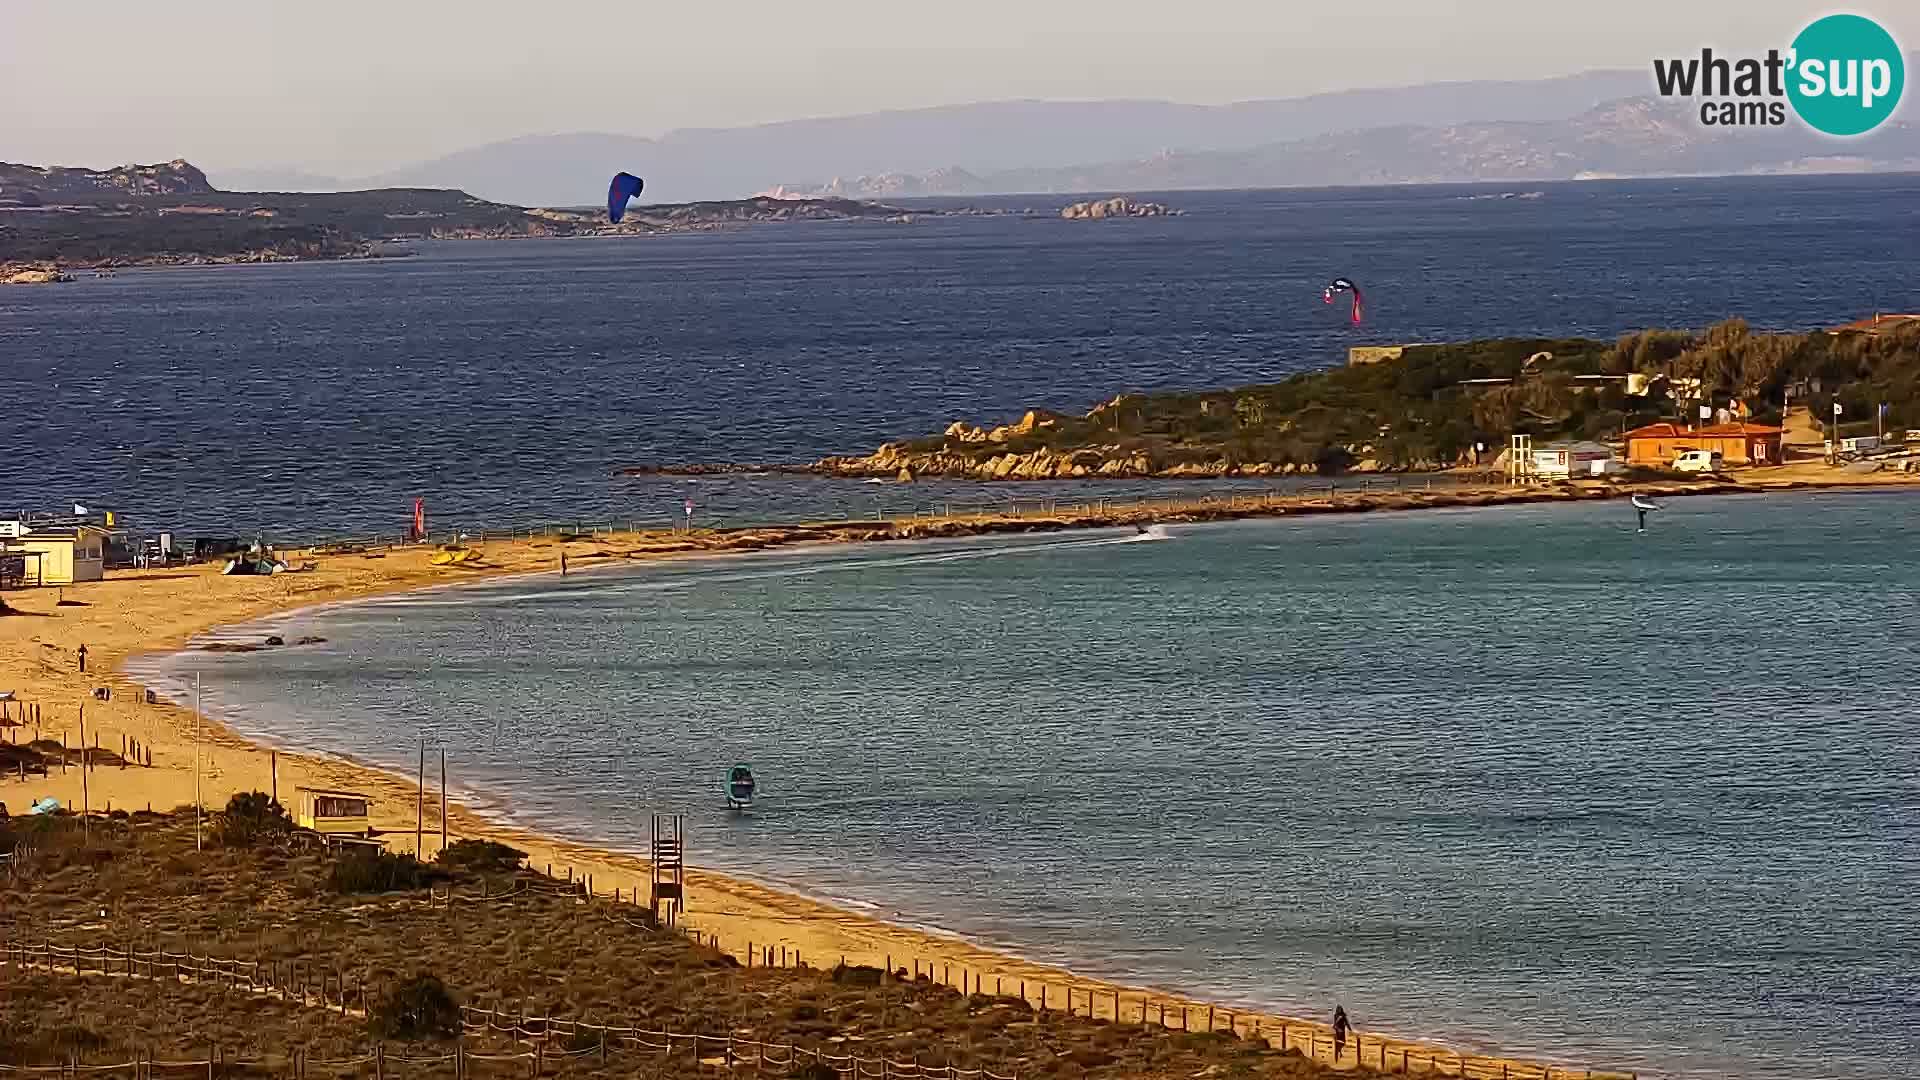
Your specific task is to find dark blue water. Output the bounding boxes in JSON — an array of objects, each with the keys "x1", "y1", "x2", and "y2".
[
  {"x1": 6, "y1": 174, "x2": 1919, "y2": 536},
  {"x1": 138, "y1": 493, "x2": 1920, "y2": 1079}
]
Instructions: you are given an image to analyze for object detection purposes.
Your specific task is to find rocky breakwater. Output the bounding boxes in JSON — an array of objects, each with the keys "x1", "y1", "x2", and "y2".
[{"x1": 1060, "y1": 197, "x2": 1179, "y2": 220}]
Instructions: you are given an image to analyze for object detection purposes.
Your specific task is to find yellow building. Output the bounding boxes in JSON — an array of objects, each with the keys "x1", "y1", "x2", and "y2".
[
  {"x1": 294, "y1": 787, "x2": 374, "y2": 837},
  {"x1": 1, "y1": 524, "x2": 109, "y2": 585}
]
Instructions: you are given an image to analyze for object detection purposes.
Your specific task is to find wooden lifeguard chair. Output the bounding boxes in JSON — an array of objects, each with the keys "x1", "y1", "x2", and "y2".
[{"x1": 650, "y1": 813, "x2": 685, "y2": 926}]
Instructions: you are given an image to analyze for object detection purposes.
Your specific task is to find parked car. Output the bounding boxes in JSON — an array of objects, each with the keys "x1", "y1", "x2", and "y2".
[{"x1": 1674, "y1": 449, "x2": 1724, "y2": 473}]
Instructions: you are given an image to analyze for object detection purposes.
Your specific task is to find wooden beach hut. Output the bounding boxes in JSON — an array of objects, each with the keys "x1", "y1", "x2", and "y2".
[
  {"x1": 293, "y1": 787, "x2": 373, "y2": 838},
  {"x1": 0, "y1": 523, "x2": 109, "y2": 585}
]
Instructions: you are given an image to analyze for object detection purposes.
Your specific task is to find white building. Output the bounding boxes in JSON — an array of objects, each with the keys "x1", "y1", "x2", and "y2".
[{"x1": 1529, "y1": 440, "x2": 1619, "y2": 480}]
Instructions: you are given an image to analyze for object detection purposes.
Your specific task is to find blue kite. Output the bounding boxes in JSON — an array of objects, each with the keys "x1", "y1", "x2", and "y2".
[{"x1": 607, "y1": 172, "x2": 645, "y2": 223}]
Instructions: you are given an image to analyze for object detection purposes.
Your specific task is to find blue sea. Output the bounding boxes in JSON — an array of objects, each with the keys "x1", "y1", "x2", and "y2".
[
  {"x1": 5, "y1": 174, "x2": 1919, "y2": 535},
  {"x1": 17, "y1": 175, "x2": 1920, "y2": 1077}
]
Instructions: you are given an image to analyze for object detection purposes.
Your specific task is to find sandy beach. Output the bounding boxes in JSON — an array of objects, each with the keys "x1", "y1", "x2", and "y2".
[{"x1": 7, "y1": 470, "x2": 1915, "y2": 1078}]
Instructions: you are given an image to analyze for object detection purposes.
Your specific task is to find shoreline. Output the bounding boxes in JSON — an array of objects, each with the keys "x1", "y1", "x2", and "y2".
[{"x1": 11, "y1": 472, "x2": 1917, "y2": 1077}]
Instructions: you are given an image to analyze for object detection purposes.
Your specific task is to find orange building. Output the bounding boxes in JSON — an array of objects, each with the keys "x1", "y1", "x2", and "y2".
[{"x1": 1623, "y1": 422, "x2": 1784, "y2": 467}]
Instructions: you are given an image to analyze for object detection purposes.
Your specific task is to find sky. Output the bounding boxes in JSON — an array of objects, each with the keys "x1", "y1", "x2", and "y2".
[{"x1": 0, "y1": 0, "x2": 1899, "y2": 177}]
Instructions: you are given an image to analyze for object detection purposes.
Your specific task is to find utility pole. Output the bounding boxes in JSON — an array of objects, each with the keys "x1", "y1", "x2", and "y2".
[
  {"x1": 79, "y1": 704, "x2": 90, "y2": 841},
  {"x1": 193, "y1": 672, "x2": 203, "y2": 852},
  {"x1": 415, "y1": 739, "x2": 425, "y2": 859},
  {"x1": 439, "y1": 747, "x2": 448, "y2": 853}
]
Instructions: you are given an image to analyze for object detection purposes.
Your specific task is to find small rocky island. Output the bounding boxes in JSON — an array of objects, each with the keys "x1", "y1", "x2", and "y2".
[{"x1": 1060, "y1": 197, "x2": 1179, "y2": 220}]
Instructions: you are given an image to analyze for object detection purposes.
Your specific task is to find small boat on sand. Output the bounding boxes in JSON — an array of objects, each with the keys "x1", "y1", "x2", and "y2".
[{"x1": 726, "y1": 764, "x2": 757, "y2": 812}]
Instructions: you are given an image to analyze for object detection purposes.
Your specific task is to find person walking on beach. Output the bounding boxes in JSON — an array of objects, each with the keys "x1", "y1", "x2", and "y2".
[
  {"x1": 559, "y1": 551, "x2": 568, "y2": 577},
  {"x1": 1332, "y1": 1004, "x2": 1351, "y2": 1061},
  {"x1": 77, "y1": 644, "x2": 88, "y2": 673}
]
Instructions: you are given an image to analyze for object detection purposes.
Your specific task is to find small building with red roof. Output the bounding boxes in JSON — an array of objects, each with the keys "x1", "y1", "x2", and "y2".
[
  {"x1": 1623, "y1": 422, "x2": 1784, "y2": 467},
  {"x1": 1830, "y1": 313, "x2": 1920, "y2": 335}
]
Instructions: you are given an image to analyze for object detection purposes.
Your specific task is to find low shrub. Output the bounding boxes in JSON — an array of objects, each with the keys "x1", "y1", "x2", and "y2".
[
  {"x1": 434, "y1": 838, "x2": 524, "y2": 876},
  {"x1": 327, "y1": 851, "x2": 441, "y2": 894},
  {"x1": 368, "y1": 973, "x2": 459, "y2": 1040}
]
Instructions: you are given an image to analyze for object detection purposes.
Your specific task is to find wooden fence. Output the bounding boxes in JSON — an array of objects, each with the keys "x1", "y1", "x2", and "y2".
[
  {"x1": 678, "y1": 938, "x2": 1633, "y2": 1080},
  {"x1": 0, "y1": 925, "x2": 1637, "y2": 1080},
  {"x1": 437, "y1": 859, "x2": 1640, "y2": 1080},
  {"x1": 441, "y1": 873, "x2": 1635, "y2": 1080},
  {"x1": 0, "y1": 939, "x2": 1014, "y2": 1079}
]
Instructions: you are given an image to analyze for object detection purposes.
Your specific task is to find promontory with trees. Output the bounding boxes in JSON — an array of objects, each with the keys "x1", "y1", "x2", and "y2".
[{"x1": 802, "y1": 319, "x2": 1919, "y2": 480}]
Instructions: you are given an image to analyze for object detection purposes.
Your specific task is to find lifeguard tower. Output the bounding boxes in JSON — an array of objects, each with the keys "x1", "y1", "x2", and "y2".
[
  {"x1": 1507, "y1": 434, "x2": 1536, "y2": 485},
  {"x1": 650, "y1": 813, "x2": 685, "y2": 926}
]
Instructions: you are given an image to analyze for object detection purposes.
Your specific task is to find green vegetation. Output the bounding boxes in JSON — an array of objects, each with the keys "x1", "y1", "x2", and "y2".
[
  {"x1": 327, "y1": 849, "x2": 445, "y2": 893},
  {"x1": 369, "y1": 973, "x2": 461, "y2": 1040},
  {"x1": 872, "y1": 320, "x2": 1920, "y2": 474},
  {"x1": 435, "y1": 838, "x2": 526, "y2": 876},
  {"x1": 212, "y1": 791, "x2": 293, "y2": 848}
]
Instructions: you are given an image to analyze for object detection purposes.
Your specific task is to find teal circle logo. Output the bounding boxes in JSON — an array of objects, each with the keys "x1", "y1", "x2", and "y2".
[{"x1": 1787, "y1": 14, "x2": 1904, "y2": 136}]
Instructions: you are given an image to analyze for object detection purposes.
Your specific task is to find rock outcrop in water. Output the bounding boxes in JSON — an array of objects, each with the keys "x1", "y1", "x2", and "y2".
[{"x1": 1060, "y1": 197, "x2": 1177, "y2": 220}]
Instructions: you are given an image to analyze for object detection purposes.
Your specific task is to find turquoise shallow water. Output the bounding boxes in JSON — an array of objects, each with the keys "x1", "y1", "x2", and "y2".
[{"x1": 136, "y1": 492, "x2": 1920, "y2": 1079}]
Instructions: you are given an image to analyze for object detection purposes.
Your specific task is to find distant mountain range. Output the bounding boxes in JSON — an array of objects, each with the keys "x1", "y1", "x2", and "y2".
[
  {"x1": 208, "y1": 68, "x2": 1654, "y2": 204},
  {"x1": 199, "y1": 57, "x2": 1920, "y2": 203},
  {"x1": 793, "y1": 98, "x2": 1920, "y2": 197}
]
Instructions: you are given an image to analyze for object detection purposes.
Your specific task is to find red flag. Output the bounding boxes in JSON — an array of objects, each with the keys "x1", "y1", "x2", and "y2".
[{"x1": 413, "y1": 498, "x2": 426, "y2": 541}]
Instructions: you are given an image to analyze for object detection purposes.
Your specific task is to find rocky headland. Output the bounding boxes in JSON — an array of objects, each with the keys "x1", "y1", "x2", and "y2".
[
  {"x1": 0, "y1": 159, "x2": 935, "y2": 280},
  {"x1": 624, "y1": 322, "x2": 1920, "y2": 483}
]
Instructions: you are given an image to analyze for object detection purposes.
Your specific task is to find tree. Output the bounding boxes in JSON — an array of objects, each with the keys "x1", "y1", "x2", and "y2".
[{"x1": 213, "y1": 791, "x2": 291, "y2": 847}]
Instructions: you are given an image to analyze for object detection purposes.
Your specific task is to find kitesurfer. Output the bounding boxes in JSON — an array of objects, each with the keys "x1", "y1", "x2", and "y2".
[
  {"x1": 607, "y1": 172, "x2": 645, "y2": 223},
  {"x1": 1322, "y1": 278, "x2": 1365, "y2": 325}
]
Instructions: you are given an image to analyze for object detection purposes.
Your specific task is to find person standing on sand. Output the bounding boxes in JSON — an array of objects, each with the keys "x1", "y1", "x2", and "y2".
[
  {"x1": 1332, "y1": 1005, "x2": 1351, "y2": 1061},
  {"x1": 559, "y1": 551, "x2": 568, "y2": 577},
  {"x1": 77, "y1": 644, "x2": 88, "y2": 673}
]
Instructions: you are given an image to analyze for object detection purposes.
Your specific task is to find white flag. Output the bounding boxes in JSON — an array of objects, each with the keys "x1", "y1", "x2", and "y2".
[
  {"x1": 72, "y1": 503, "x2": 89, "y2": 515},
  {"x1": 1834, "y1": 402, "x2": 1844, "y2": 416}
]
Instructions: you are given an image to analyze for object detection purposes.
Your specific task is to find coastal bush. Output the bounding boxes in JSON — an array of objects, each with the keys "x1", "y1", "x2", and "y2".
[
  {"x1": 368, "y1": 973, "x2": 458, "y2": 1040},
  {"x1": 1313, "y1": 445, "x2": 1356, "y2": 475},
  {"x1": 830, "y1": 963, "x2": 885, "y2": 987},
  {"x1": 327, "y1": 850, "x2": 442, "y2": 894},
  {"x1": 435, "y1": 838, "x2": 524, "y2": 876},
  {"x1": 213, "y1": 791, "x2": 291, "y2": 847}
]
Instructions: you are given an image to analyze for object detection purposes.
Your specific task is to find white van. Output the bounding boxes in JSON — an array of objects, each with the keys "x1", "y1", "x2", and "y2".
[{"x1": 1674, "y1": 449, "x2": 1723, "y2": 473}]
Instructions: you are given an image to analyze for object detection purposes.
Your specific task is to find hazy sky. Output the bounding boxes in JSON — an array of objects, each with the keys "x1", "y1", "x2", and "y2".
[{"x1": 1, "y1": 1, "x2": 1897, "y2": 176}]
